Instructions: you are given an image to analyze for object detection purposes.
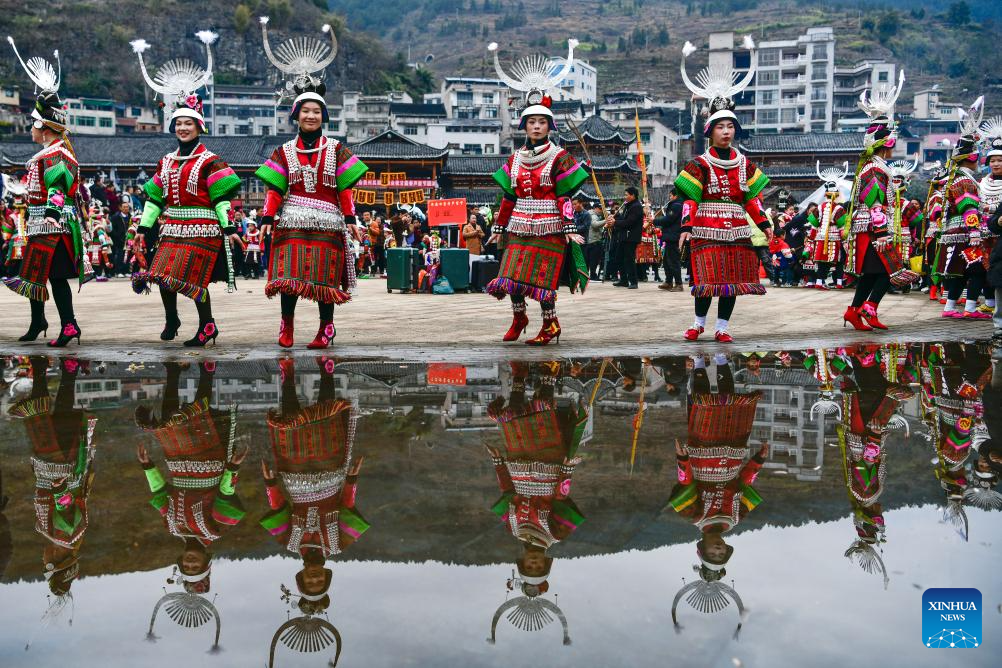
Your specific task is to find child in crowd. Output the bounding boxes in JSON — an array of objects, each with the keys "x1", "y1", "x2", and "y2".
[
  {"x1": 769, "y1": 229, "x2": 796, "y2": 287},
  {"x1": 244, "y1": 222, "x2": 262, "y2": 279}
]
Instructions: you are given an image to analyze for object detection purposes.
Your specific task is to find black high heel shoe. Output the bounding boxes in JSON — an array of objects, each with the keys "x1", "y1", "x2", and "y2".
[
  {"x1": 160, "y1": 315, "x2": 182, "y2": 341},
  {"x1": 18, "y1": 319, "x2": 49, "y2": 342},
  {"x1": 183, "y1": 320, "x2": 218, "y2": 347},
  {"x1": 47, "y1": 320, "x2": 81, "y2": 348}
]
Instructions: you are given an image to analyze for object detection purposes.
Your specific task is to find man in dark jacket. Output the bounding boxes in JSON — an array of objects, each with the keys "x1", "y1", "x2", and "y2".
[
  {"x1": 655, "y1": 189, "x2": 684, "y2": 291},
  {"x1": 89, "y1": 174, "x2": 108, "y2": 207},
  {"x1": 784, "y1": 203, "x2": 814, "y2": 286},
  {"x1": 109, "y1": 200, "x2": 131, "y2": 277},
  {"x1": 605, "y1": 186, "x2": 644, "y2": 289}
]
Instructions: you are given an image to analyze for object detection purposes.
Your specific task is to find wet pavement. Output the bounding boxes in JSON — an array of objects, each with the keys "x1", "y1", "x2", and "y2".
[{"x1": 0, "y1": 343, "x2": 999, "y2": 667}]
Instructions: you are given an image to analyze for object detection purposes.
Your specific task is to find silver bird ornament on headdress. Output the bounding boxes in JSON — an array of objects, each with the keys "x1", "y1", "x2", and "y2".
[
  {"x1": 260, "y1": 16, "x2": 338, "y2": 97},
  {"x1": 942, "y1": 498, "x2": 970, "y2": 542},
  {"x1": 129, "y1": 31, "x2": 216, "y2": 102},
  {"x1": 7, "y1": 37, "x2": 61, "y2": 94},
  {"x1": 889, "y1": 155, "x2": 920, "y2": 181},
  {"x1": 488, "y1": 39, "x2": 578, "y2": 106},
  {"x1": 957, "y1": 95, "x2": 986, "y2": 138},
  {"x1": 146, "y1": 569, "x2": 221, "y2": 654},
  {"x1": 816, "y1": 161, "x2": 850, "y2": 188},
  {"x1": 671, "y1": 566, "x2": 746, "y2": 640},
  {"x1": 858, "y1": 70, "x2": 905, "y2": 121},
  {"x1": 679, "y1": 35, "x2": 756, "y2": 104}
]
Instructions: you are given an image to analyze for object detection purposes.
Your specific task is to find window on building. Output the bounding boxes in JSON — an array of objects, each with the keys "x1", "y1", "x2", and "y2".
[
  {"x1": 218, "y1": 124, "x2": 227, "y2": 134},
  {"x1": 640, "y1": 132, "x2": 651, "y2": 143},
  {"x1": 812, "y1": 44, "x2": 827, "y2": 59},
  {"x1": 76, "y1": 116, "x2": 96, "y2": 127},
  {"x1": 99, "y1": 117, "x2": 113, "y2": 128},
  {"x1": 781, "y1": 108, "x2": 798, "y2": 124},
  {"x1": 403, "y1": 125, "x2": 419, "y2": 136},
  {"x1": 262, "y1": 126, "x2": 271, "y2": 136},
  {"x1": 457, "y1": 91, "x2": 473, "y2": 104},
  {"x1": 758, "y1": 49, "x2": 779, "y2": 67},
  {"x1": 760, "y1": 90, "x2": 775, "y2": 106},
  {"x1": 485, "y1": 144, "x2": 495, "y2": 154},
  {"x1": 758, "y1": 109, "x2": 778, "y2": 124},
  {"x1": 812, "y1": 65, "x2": 828, "y2": 81},
  {"x1": 482, "y1": 93, "x2": 494, "y2": 104},
  {"x1": 757, "y1": 70, "x2": 779, "y2": 85},
  {"x1": 878, "y1": 70, "x2": 889, "y2": 82},
  {"x1": 811, "y1": 105, "x2": 826, "y2": 120}
]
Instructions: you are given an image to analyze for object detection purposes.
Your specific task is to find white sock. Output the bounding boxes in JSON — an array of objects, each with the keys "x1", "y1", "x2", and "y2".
[
  {"x1": 987, "y1": 299, "x2": 997, "y2": 308},
  {"x1": 716, "y1": 318, "x2": 730, "y2": 333},
  {"x1": 693, "y1": 356, "x2": 706, "y2": 369},
  {"x1": 694, "y1": 315, "x2": 707, "y2": 329},
  {"x1": 815, "y1": 279, "x2": 823, "y2": 286},
  {"x1": 713, "y1": 353, "x2": 728, "y2": 366},
  {"x1": 837, "y1": 278, "x2": 843, "y2": 286},
  {"x1": 945, "y1": 299, "x2": 957, "y2": 312},
  {"x1": 965, "y1": 301, "x2": 978, "y2": 313}
]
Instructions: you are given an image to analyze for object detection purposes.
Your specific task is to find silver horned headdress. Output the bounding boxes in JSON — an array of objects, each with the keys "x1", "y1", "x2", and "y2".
[
  {"x1": 260, "y1": 16, "x2": 337, "y2": 102},
  {"x1": 146, "y1": 567, "x2": 221, "y2": 653},
  {"x1": 680, "y1": 35, "x2": 755, "y2": 131},
  {"x1": 671, "y1": 564, "x2": 746, "y2": 640},
  {"x1": 816, "y1": 161, "x2": 850, "y2": 194},
  {"x1": 7, "y1": 37, "x2": 60, "y2": 95},
  {"x1": 488, "y1": 571, "x2": 570, "y2": 646},
  {"x1": 980, "y1": 116, "x2": 1002, "y2": 158},
  {"x1": 269, "y1": 584, "x2": 342, "y2": 667},
  {"x1": 858, "y1": 70, "x2": 905, "y2": 122},
  {"x1": 889, "y1": 155, "x2": 919, "y2": 182},
  {"x1": 129, "y1": 31, "x2": 216, "y2": 102},
  {"x1": 488, "y1": 39, "x2": 577, "y2": 108}
]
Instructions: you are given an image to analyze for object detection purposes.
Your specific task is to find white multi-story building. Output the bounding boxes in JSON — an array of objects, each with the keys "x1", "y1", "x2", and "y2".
[
  {"x1": 599, "y1": 93, "x2": 685, "y2": 187},
  {"x1": 342, "y1": 90, "x2": 412, "y2": 143},
  {"x1": 912, "y1": 85, "x2": 963, "y2": 122},
  {"x1": 427, "y1": 119, "x2": 502, "y2": 156},
  {"x1": 708, "y1": 27, "x2": 898, "y2": 134},
  {"x1": 207, "y1": 84, "x2": 290, "y2": 136},
  {"x1": 832, "y1": 59, "x2": 898, "y2": 126},
  {"x1": 389, "y1": 102, "x2": 447, "y2": 143},
  {"x1": 439, "y1": 77, "x2": 512, "y2": 145},
  {"x1": 64, "y1": 97, "x2": 117, "y2": 135},
  {"x1": 708, "y1": 27, "x2": 836, "y2": 133},
  {"x1": 546, "y1": 57, "x2": 598, "y2": 105},
  {"x1": 0, "y1": 85, "x2": 27, "y2": 135}
]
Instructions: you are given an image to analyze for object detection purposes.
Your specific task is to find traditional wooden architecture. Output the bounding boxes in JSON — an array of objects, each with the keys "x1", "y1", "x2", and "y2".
[{"x1": 738, "y1": 131, "x2": 865, "y2": 199}]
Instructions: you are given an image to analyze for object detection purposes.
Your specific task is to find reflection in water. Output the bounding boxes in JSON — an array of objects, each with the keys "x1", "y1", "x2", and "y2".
[
  {"x1": 262, "y1": 357, "x2": 363, "y2": 667},
  {"x1": 0, "y1": 346, "x2": 999, "y2": 667},
  {"x1": 670, "y1": 357, "x2": 760, "y2": 638},
  {"x1": 136, "y1": 361, "x2": 245, "y2": 652},
  {"x1": 486, "y1": 362, "x2": 585, "y2": 646},
  {"x1": 9, "y1": 358, "x2": 96, "y2": 649}
]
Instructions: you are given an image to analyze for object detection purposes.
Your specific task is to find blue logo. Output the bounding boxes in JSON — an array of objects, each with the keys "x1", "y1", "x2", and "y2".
[{"x1": 922, "y1": 588, "x2": 982, "y2": 648}]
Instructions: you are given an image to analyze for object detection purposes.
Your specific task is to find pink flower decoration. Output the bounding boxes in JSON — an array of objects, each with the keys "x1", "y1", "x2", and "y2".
[
  {"x1": 204, "y1": 322, "x2": 217, "y2": 336},
  {"x1": 863, "y1": 443, "x2": 881, "y2": 463},
  {"x1": 57, "y1": 494, "x2": 72, "y2": 508},
  {"x1": 186, "y1": 95, "x2": 199, "y2": 109},
  {"x1": 50, "y1": 192, "x2": 65, "y2": 208},
  {"x1": 558, "y1": 479, "x2": 571, "y2": 496},
  {"x1": 323, "y1": 323, "x2": 336, "y2": 337}
]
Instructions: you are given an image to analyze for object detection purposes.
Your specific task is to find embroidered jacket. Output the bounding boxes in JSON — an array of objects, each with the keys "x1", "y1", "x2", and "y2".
[
  {"x1": 491, "y1": 141, "x2": 589, "y2": 237},
  {"x1": 24, "y1": 140, "x2": 79, "y2": 237},
  {"x1": 805, "y1": 199, "x2": 849, "y2": 263},
  {"x1": 675, "y1": 148, "x2": 770, "y2": 243},
  {"x1": 256, "y1": 136, "x2": 367, "y2": 231},
  {"x1": 938, "y1": 168, "x2": 983, "y2": 248},
  {"x1": 140, "y1": 143, "x2": 241, "y2": 238}
]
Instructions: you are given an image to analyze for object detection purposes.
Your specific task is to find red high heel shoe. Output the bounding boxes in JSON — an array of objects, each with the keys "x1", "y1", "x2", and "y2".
[
  {"x1": 683, "y1": 326, "x2": 704, "y2": 341},
  {"x1": 842, "y1": 305, "x2": 873, "y2": 331},
  {"x1": 278, "y1": 315, "x2": 294, "y2": 348},
  {"x1": 714, "y1": 331, "x2": 734, "y2": 343},
  {"x1": 307, "y1": 321, "x2": 336, "y2": 349},
  {"x1": 860, "y1": 301, "x2": 888, "y2": 330},
  {"x1": 526, "y1": 318, "x2": 561, "y2": 345},
  {"x1": 502, "y1": 311, "x2": 529, "y2": 342}
]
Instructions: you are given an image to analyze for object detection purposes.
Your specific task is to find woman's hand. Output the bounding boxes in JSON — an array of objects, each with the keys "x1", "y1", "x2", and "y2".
[
  {"x1": 348, "y1": 456, "x2": 365, "y2": 477},
  {"x1": 229, "y1": 447, "x2": 248, "y2": 467},
  {"x1": 565, "y1": 233, "x2": 585, "y2": 245},
  {"x1": 487, "y1": 233, "x2": 501, "y2": 246},
  {"x1": 136, "y1": 444, "x2": 151, "y2": 466},
  {"x1": 261, "y1": 460, "x2": 275, "y2": 480}
]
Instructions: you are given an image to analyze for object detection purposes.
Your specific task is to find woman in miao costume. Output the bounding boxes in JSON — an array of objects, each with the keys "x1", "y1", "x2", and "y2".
[
  {"x1": 129, "y1": 31, "x2": 243, "y2": 346},
  {"x1": 676, "y1": 36, "x2": 773, "y2": 344},
  {"x1": 255, "y1": 17, "x2": 368, "y2": 350},
  {"x1": 4, "y1": 39, "x2": 93, "y2": 347},
  {"x1": 484, "y1": 40, "x2": 590, "y2": 346}
]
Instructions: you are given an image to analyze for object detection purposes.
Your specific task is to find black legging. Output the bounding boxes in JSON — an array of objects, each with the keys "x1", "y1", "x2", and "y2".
[
  {"x1": 850, "y1": 272, "x2": 891, "y2": 308},
  {"x1": 280, "y1": 293, "x2": 334, "y2": 321},
  {"x1": 51, "y1": 278, "x2": 75, "y2": 325},
  {"x1": 946, "y1": 267, "x2": 986, "y2": 302},
  {"x1": 279, "y1": 361, "x2": 336, "y2": 417},
  {"x1": 160, "y1": 287, "x2": 213, "y2": 326},
  {"x1": 694, "y1": 295, "x2": 736, "y2": 320}
]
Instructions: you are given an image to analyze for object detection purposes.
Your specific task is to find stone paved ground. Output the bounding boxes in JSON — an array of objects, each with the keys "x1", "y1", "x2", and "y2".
[{"x1": 0, "y1": 277, "x2": 996, "y2": 361}]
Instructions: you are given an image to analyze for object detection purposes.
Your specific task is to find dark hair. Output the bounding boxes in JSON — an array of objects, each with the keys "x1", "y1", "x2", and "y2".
[{"x1": 625, "y1": 186, "x2": 640, "y2": 198}]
